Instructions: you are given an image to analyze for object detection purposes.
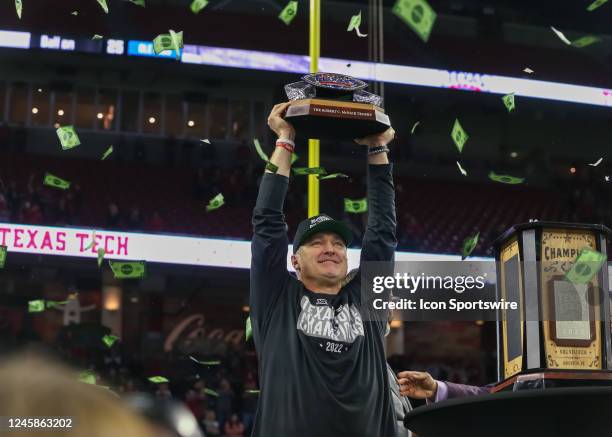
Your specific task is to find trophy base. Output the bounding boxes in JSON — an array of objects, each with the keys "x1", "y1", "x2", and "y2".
[
  {"x1": 492, "y1": 369, "x2": 612, "y2": 392},
  {"x1": 285, "y1": 98, "x2": 391, "y2": 140}
]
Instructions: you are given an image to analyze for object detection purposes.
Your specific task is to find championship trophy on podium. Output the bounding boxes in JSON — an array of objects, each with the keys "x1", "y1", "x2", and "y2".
[
  {"x1": 404, "y1": 222, "x2": 612, "y2": 437},
  {"x1": 284, "y1": 72, "x2": 391, "y2": 140},
  {"x1": 493, "y1": 221, "x2": 612, "y2": 391}
]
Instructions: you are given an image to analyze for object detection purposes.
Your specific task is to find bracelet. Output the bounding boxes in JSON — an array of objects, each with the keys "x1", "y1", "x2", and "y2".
[
  {"x1": 276, "y1": 138, "x2": 295, "y2": 148},
  {"x1": 367, "y1": 145, "x2": 390, "y2": 156},
  {"x1": 276, "y1": 142, "x2": 295, "y2": 153}
]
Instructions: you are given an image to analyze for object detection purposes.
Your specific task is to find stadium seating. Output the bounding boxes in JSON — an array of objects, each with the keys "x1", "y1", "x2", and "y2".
[{"x1": 0, "y1": 150, "x2": 579, "y2": 257}]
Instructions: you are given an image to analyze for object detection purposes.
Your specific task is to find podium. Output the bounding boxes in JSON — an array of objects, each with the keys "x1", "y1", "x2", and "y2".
[
  {"x1": 403, "y1": 222, "x2": 612, "y2": 436},
  {"x1": 403, "y1": 386, "x2": 612, "y2": 437}
]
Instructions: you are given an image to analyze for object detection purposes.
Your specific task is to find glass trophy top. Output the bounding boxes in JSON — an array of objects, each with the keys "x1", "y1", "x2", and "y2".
[
  {"x1": 284, "y1": 73, "x2": 384, "y2": 107},
  {"x1": 301, "y1": 73, "x2": 368, "y2": 91}
]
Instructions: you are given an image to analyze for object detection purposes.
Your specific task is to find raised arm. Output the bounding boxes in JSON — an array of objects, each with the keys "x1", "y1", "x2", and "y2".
[
  {"x1": 265, "y1": 102, "x2": 295, "y2": 177},
  {"x1": 349, "y1": 128, "x2": 397, "y2": 327},
  {"x1": 355, "y1": 128, "x2": 398, "y2": 263},
  {"x1": 249, "y1": 103, "x2": 296, "y2": 340}
]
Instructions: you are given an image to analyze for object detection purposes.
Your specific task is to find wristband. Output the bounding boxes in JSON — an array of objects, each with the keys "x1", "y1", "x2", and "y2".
[
  {"x1": 276, "y1": 142, "x2": 295, "y2": 153},
  {"x1": 276, "y1": 138, "x2": 295, "y2": 148},
  {"x1": 367, "y1": 145, "x2": 390, "y2": 156}
]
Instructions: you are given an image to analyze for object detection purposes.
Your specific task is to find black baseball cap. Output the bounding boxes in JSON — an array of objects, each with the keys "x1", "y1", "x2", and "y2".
[{"x1": 292, "y1": 213, "x2": 353, "y2": 254}]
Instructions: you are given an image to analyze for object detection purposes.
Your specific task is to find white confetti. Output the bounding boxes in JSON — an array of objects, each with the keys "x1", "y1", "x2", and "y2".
[
  {"x1": 589, "y1": 157, "x2": 603, "y2": 167},
  {"x1": 551, "y1": 26, "x2": 572, "y2": 45},
  {"x1": 456, "y1": 161, "x2": 468, "y2": 176}
]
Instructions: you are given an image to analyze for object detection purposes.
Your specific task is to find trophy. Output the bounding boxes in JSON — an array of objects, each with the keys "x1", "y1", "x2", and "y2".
[
  {"x1": 284, "y1": 72, "x2": 391, "y2": 140},
  {"x1": 403, "y1": 222, "x2": 612, "y2": 437},
  {"x1": 492, "y1": 222, "x2": 612, "y2": 391}
]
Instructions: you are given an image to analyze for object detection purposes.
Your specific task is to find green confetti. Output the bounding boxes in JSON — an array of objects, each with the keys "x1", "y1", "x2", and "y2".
[
  {"x1": 148, "y1": 376, "x2": 169, "y2": 384},
  {"x1": 56, "y1": 125, "x2": 81, "y2": 150},
  {"x1": 451, "y1": 119, "x2": 468, "y2": 153},
  {"x1": 245, "y1": 316, "x2": 252, "y2": 341},
  {"x1": 101, "y1": 145, "x2": 113, "y2": 160},
  {"x1": 189, "y1": 356, "x2": 221, "y2": 366},
  {"x1": 84, "y1": 231, "x2": 96, "y2": 251},
  {"x1": 292, "y1": 167, "x2": 327, "y2": 176},
  {"x1": 79, "y1": 370, "x2": 97, "y2": 385},
  {"x1": 153, "y1": 31, "x2": 183, "y2": 58},
  {"x1": 392, "y1": 0, "x2": 437, "y2": 43},
  {"x1": 206, "y1": 193, "x2": 225, "y2": 212},
  {"x1": 45, "y1": 300, "x2": 68, "y2": 309},
  {"x1": 27, "y1": 299, "x2": 66, "y2": 313},
  {"x1": 92, "y1": 34, "x2": 104, "y2": 40},
  {"x1": 96, "y1": 0, "x2": 109, "y2": 13},
  {"x1": 502, "y1": 93, "x2": 515, "y2": 113},
  {"x1": 410, "y1": 121, "x2": 420, "y2": 134},
  {"x1": 551, "y1": 27, "x2": 600, "y2": 48},
  {"x1": 43, "y1": 173, "x2": 70, "y2": 190},
  {"x1": 109, "y1": 260, "x2": 146, "y2": 279},
  {"x1": 245, "y1": 389, "x2": 260, "y2": 395},
  {"x1": 127, "y1": 0, "x2": 145, "y2": 6},
  {"x1": 71, "y1": 11, "x2": 78, "y2": 15},
  {"x1": 587, "y1": 0, "x2": 608, "y2": 11},
  {"x1": 15, "y1": 0, "x2": 22, "y2": 19},
  {"x1": 347, "y1": 11, "x2": 362, "y2": 31},
  {"x1": 456, "y1": 161, "x2": 467, "y2": 176},
  {"x1": 565, "y1": 248, "x2": 607, "y2": 284},
  {"x1": 265, "y1": 162, "x2": 279, "y2": 173},
  {"x1": 347, "y1": 11, "x2": 367, "y2": 36},
  {"x1": 572, "y1": 35, "x2": 601, "y2": 48},
  {"x1": 461, "y1": 232, "x2": 479, "y2": 260},
  {"x1": 97, "y1": 248, "x2": 105, "y2": 268},
  {"x1": 279, "y1": 1, "x2": 298, "y2": 25},
  {"x1": 318, "y1": 173, "x2": 349, "y2": 180},
  {"x1": 102, "y1": 334, "x2": 119, "y2": 348},
  {"x1": 190, "y1": 0, "x2": 208, "y2": 14},
  {"x1": 488, "y1": 172, "x2": 524, "y2": 185},
  {"x1": 169, "y1": 29, "x2": 183, "y2": 60},
  {"x1": 204, "y1": 388, "x2": 219, "y2": 397},
  {"x1": 344, "y1": 198, "x2": 368, "y2": 213},
  {"x1": 291, "y1": 153, "x2": 299, "y2": 165},
  {"x1": 0, "y1": 245, "x2": 6, "y2": 269},
  {"x1": 28, "y1": 300, "x2": 46, "y2": 313},
  {"x1": 253, "y1": 139, "x2": 269, "y2": 162}
]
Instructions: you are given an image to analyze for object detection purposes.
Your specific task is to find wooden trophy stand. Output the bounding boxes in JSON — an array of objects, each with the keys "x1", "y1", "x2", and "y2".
[
  {"x1": 492, "y1": 222, "x2": 612, "y2": 392},
  {"x1": 285, "y1": 98, "x2": 390, "y2": 140},
  {"x1": 403, "y1": 222, "x2": 612, "y2": 437}
]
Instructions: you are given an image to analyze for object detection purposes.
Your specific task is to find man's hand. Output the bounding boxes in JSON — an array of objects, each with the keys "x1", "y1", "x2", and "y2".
[
  {"x1": 354, "y1": 127, "x2": 395, "y2": 148},
  {"x1": 397, "y1": 371, "x2": 438, "y2": 399},
  {"x1": 267, "y1": 102, "x2": 296, "y2": 141}
]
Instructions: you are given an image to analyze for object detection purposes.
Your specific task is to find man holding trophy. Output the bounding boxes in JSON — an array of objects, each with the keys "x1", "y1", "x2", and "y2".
[{"x1": 249, "y1": 73, "x2": 399, "y2": 437}]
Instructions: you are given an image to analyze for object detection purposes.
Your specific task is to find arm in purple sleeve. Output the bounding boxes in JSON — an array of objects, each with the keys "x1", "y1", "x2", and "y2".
[{"x1": 427, "y1": 380, "x2": 491, "y2": 403}]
